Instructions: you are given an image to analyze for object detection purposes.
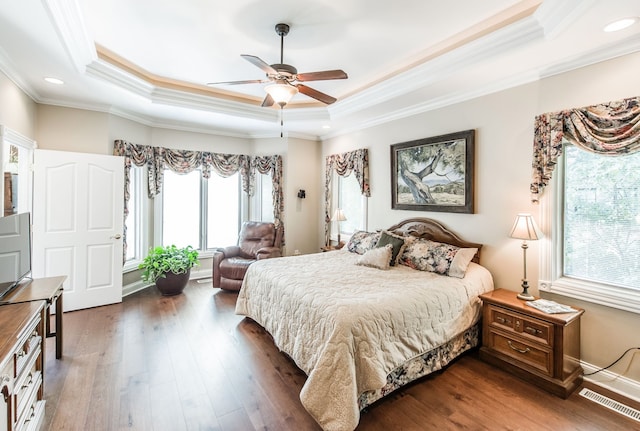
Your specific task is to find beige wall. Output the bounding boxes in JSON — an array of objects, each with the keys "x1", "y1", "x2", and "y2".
[
  {"x1": 249, "y1": 136, "x2": 321, "y2": 255},
  {"x1": 322, "y1": 51, "x2": 640, "y2": 389},
  {"x1": 0, "y1": 72, "x2": 37, "y2": 138},
  {"x1": 36, "y1": 105, "x2": 110, "y2": 153},
  {"x1": 283, "y1": 137, "x2": 321, "y2": 255}
]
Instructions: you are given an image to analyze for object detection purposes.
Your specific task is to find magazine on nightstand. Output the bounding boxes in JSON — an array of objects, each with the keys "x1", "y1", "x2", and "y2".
[{"x1": 526, "y1": 299, "x2": 578, "y2": 314}]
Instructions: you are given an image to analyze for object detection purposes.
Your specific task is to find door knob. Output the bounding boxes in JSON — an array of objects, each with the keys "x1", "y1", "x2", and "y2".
[{"x1": 111, "y1": 234, "x2": 122, "y2": 239}]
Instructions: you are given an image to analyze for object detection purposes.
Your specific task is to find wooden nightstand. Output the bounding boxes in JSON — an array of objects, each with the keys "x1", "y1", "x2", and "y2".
[
  {"x1": 320, "y1": 241, "x2": 345, "y2": 252},
  {"x1": 478, "y1": 289, "x2": 584, "y2": 398}
]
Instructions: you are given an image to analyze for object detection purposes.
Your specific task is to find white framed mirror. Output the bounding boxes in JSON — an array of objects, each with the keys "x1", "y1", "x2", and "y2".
[{"x1": 0, "y1": 126, "x2": 36, "y2": 216}]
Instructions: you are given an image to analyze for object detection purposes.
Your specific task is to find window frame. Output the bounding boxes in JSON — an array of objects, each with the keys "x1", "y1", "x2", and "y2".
[{"x1": 539, "y1": 147, "x2": 640, "y2": 314}]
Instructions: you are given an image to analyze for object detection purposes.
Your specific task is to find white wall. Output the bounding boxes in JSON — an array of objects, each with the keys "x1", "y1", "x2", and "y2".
[{"x1": 323, "y1": 51, "x2": 640, "y2": 388}]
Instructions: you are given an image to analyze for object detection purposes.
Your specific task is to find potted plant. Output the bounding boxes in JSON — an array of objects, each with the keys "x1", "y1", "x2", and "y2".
[{"x1": 139, "y1": 245, "x2": 200, "y2": 296}]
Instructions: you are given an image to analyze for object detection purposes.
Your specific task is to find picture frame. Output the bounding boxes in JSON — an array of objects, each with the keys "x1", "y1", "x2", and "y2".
[{"x1": 390, "y1": 129, "x2": 475, "y2": 213}]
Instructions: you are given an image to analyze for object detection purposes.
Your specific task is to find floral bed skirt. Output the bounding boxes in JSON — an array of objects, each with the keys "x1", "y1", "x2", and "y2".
[{"x1": 358, "y1": 323, "x2": 479, "y2": 410}]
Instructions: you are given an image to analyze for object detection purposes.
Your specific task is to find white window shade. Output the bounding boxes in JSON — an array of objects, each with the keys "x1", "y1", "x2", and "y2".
[{"x1": 563, "y1": 144, "x2": 640, "y2": 290}]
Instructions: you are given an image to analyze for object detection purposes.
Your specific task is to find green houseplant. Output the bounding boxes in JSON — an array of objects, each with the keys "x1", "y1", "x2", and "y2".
[{"x1": 139, "y1": 245, "x2": 199, "y2": 296}]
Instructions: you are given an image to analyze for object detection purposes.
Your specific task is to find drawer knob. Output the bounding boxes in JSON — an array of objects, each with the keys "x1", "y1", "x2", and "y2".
[
  {"x1": 525, "y1": 326, "x2": 542, "y2": 335},
  {"x1": 21, "y1": 372, "x2": 34, "y2": 390},
  {"x1": 1, "y1": 375, "x2": 9, "y2": 402},
  {"x1": 496, "y1": 316, "x2": 512, "y2": 325},
  {"x1": 507, "y1": 340, "x2": 531, "y2": 354}
]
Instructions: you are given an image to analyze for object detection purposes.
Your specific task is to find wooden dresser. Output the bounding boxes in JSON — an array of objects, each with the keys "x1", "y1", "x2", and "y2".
[
  {"x1": 0, "y1": 301, "x2": 45, "y2": 431},
  {"x1": 479, "y1": 289, "x2": 584, "y2": 398}
]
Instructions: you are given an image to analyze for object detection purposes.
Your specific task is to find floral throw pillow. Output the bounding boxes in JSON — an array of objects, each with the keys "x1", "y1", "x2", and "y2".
[
  {"x1": 346, "y1": 230, "x2": 381, "y2": 255},
  {"x1": 399, "y1": 238, "x2": 478, "y2": 278}
]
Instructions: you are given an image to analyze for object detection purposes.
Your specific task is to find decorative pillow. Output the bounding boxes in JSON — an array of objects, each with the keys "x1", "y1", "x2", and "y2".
[
  {"x1": 346, "y1": 230, "x2": 380, "y2": 255},
  {"x1": 399, "y1": 238, "x2": 477, "y2": 278},
  {"x1": 375, "y1": 230, "x2": 406, "y2": 266},
  {"x1": 355, "y1": 244, "x2": 393, "y2": 270}
]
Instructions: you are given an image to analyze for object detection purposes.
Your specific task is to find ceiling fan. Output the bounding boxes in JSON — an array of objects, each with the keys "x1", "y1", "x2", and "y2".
[{"x1": 207, "y1": 23, "x2": 348, "y2": 108}]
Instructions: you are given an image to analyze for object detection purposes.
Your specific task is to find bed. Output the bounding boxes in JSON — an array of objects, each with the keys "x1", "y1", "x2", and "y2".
[{"x1": 235, "y1": 218, "x2": 494, "y2": 431}]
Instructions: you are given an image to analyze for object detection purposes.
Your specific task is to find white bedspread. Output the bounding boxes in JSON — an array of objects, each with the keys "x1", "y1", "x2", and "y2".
[{"x1": 235, "y1": 250, "x2": 494, "y2": 431}]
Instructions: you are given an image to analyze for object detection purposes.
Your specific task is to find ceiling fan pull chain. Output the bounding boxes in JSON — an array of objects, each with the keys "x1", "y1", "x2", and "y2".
[{"x1": 280, "y1": 106, "x2": 284, "y2": 138}]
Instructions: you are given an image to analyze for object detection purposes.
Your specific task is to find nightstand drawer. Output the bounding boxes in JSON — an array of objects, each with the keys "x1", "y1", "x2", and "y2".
[
  {"x1": 487, "y1": 330, "x2": 553, "y2": 376},
  {"x1": 487, "y1": 304, "x2": 553, "y2": 347}
]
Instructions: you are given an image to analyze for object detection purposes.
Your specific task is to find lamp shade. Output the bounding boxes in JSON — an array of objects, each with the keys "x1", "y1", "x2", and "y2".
[
  {"x1": 264, "y1": 81, "x2": 298, "y2": 107},
  {"x1": 509, "y1": 213, "x2": 542, "y2": 241},
  {"x1": 331, "y1": 208, "x2": 347, "y2": 222}
]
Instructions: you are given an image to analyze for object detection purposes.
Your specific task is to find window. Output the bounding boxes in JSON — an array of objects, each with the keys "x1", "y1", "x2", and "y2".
[
  {"x1": 541, "y1": 143, "x2": 640, "y2": 313},
  {"x1": 206, "y1": 173, "x2": 240, "y2": 248},
  {"x1": 123, "y1": 166, "x2": 149, "y2": 271},
  {"x1": 260, "y1": 175, "x2": 274, "y2": 223},
  {"x1": 125, "y1": 167, "x2": 139, "y2": 261},
  {"x1": 563, "y1": 145, "x2": 640, "y2": 288},
  {"x1": 249, "y1": 173, "x2": 274, "y2": 223},
  {"x1": 332, "y1": 172, "x2": 367, "y2": 240},
  {"x1": 156, "y1": 169, "x2": 241, "y2": 252},
  {"x1": 162, "y1": 170, "x2": 200, "y2": 248}
]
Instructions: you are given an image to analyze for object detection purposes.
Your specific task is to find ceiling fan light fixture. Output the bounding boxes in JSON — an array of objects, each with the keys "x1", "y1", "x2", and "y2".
[{"x1": 265, "y1": 81, "x2": 298, "y2": 107}]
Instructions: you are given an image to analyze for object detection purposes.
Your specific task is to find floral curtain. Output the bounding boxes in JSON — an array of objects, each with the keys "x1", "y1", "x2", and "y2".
[
  {"x1": 531, "y1": 96, "x2": 640, "y2": 202},
  {"x1": 324, "y1": 148, "x2": 370, "y2": 245},
  {"x1": 113, "y1": 140, "x2": 284, "y2": 260}
]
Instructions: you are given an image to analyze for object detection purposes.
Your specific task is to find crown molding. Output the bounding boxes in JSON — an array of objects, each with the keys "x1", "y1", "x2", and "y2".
[
  {"x1": 42, "y1": 0, "x2": 96, "y2": 72},
  {"x1": 329, "y1": 13, "x2": 544, "y2": 120},
  {"x1": 539, "y1": 32, "x2": 640, "y2": 79},
  {"x1": 534, "y1": 0, "x2": 596, "y2": 40},
  {"x1": 0, "y1": 125, "x2": 37, "y2": 149},
  {"x1": 0, "y1": 46, "x2": 40, "y2": 102}
]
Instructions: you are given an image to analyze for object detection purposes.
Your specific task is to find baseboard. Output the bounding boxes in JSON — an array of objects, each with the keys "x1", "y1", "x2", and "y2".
[
  {"x1": 582, "y1": 360, "x2": 640, "y2": 404},
  {"x1": 122, "y1": 268, "x2": 212, "y2": 298}
]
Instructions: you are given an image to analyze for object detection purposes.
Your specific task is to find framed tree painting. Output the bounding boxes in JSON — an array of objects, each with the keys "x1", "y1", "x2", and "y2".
[{"x1": 391, "y1": 129, "x2": 475, "y2": 213}]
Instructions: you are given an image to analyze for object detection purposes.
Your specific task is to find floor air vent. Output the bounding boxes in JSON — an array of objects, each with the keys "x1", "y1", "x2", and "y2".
[{"x1": 579, "y1": 388, "x2": 640, "y2": 422}]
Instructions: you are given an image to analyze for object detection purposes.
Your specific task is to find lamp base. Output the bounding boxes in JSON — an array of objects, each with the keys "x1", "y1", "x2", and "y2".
[{"x1": 517, "y1": 292, "x2": 535, "y2": 301}]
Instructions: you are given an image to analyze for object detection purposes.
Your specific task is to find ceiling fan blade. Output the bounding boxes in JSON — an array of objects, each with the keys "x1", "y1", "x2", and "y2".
[
  {"x1": 297, "y1": 84, "x2": 337, "y2": 105},
  {"x1": 241, "y1": 54, "x2": 278, "y2": 75},
  {"x1": 261, "y1": 93, "x2": 275, "y2": 107},
  {"x1": 206, "y1": 79, "x2": 268, "y2": 86},
  {"x1": 296, "y1": 69, "x2": 348, "y2": 82}
]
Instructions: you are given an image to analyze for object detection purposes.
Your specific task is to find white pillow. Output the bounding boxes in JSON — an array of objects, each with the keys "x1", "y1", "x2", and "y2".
[
  {"x1": 355, "y1": 244, "x2": 393, "y2": 270},
  {"x1": 448, "y1": 247, "x2": 478, "y2": 278}
]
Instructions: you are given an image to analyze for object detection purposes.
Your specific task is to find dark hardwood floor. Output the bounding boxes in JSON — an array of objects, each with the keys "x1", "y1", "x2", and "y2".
[{"x1": 42, "y1": 280, "x2": 639, "y2": 430}]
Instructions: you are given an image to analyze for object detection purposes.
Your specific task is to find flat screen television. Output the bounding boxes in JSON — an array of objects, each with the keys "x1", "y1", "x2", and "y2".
[{"x1": 0, "y1": 212, "x2": 32, "y2": 300}]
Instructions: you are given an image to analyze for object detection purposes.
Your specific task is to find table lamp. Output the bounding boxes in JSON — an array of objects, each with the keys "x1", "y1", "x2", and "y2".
[
  {"x1": 331, "y1": 209, "x2": 347, "y2": 245},
  {"x1": 509, "y1": 213, "x2": 542, "y2": 301}
]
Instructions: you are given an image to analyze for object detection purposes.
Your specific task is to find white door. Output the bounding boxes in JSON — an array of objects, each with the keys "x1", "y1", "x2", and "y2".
[{"x1": 32, "y1": 149, "x2": 124, "y2": 311}]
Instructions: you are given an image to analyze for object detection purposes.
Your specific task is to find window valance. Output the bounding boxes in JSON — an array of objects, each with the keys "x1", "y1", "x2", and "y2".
[
  {"x1": 531, "y1": 96, "x2": 640, "y2": 202},
  {"x1": 324, "y1": 148, "x2": 370, "y2": 244},
  {"x1": 113, "y1": 140, "x2": 284, "y2": 258}
]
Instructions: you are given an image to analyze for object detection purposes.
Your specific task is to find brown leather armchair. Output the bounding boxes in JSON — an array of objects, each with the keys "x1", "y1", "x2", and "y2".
[{"x1": 212, "y1": 221, "x2": 283, "y2": 291}]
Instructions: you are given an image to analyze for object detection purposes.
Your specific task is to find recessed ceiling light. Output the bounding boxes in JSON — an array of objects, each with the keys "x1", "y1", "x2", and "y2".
[
  {"x1": 322, "y1": 124, "x2": 331, "y2": 129},
  {"x1": 44, "y1": 77, "x2": 64, "y2": 85},
  {"x1": 603, "y1": 17, "x2": 638, "y2": 33}
]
